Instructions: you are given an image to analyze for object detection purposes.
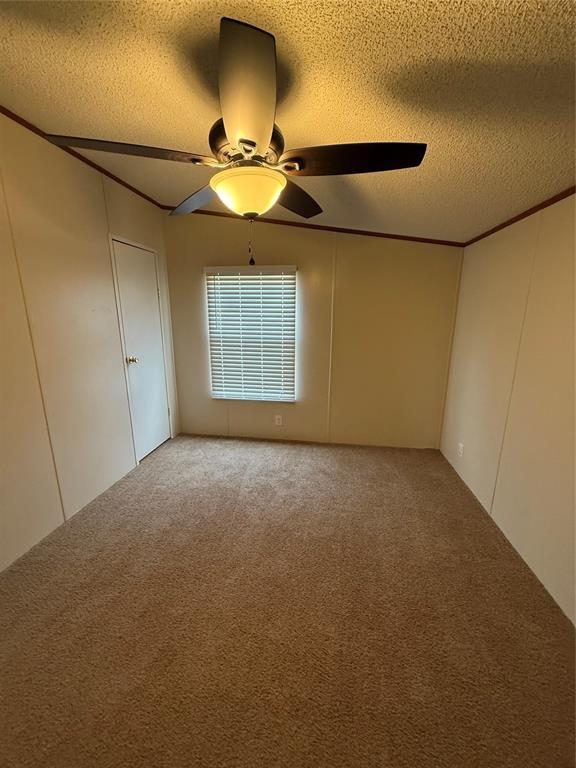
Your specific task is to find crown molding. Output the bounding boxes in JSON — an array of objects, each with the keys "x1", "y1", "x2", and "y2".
[
  {"x1": 0, "y1": 104, "x2": 464, "y2": 247},
  {"x1": 179, "y1": 207, "x2": 466, "y2": 246},
  {"x1": 463, "y1": 186, "x2": 575, "y2": 246},
  {"x1": 1, "y1": 104, "x2": 573, "y2": 250},
  {"x1": 0, "y1": 105, "x2": 164, "y2": 209}
]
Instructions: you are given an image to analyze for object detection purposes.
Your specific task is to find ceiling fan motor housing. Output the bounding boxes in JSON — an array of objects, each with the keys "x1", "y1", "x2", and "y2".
[{"x1": 208, "y1": 118, "x2": 285, "y2": 165}]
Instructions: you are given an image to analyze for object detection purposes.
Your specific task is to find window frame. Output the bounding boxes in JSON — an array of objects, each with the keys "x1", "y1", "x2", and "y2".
[{"x1": 204, "y1": 265, "x2": 297, "y2": 403}]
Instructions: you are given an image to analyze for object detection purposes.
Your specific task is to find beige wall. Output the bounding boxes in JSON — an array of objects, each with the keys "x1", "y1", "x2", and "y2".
[
  {"x1": 441, "y1": 217, "x2": 537, "y2": 508},
  {"x1": 1, "y1": 117, "x2": 135, "y2": 519},
  {"x1": 165, "y1": 214, "x2": 462, "y2": 447},
  {"x1": 0, "y1": 166, "x2": 64, "y2": 570},
  {"x1": 330, "y1": 234, "x2": 461, "y2": 447},
  {"x1": 0, "y1": 114, "x2": 176, "y2": 569},
  {"x1": 166, "y1": 216, "x2": 335, "y2": 443},
  {"x1": 442, "y1": 196, "x2": 575, "y2": 621}
]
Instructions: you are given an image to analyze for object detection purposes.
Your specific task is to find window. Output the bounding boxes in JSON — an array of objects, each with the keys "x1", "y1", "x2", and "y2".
[{"x1": 205, "y1": 266, "x2": 296, "y2": 402}]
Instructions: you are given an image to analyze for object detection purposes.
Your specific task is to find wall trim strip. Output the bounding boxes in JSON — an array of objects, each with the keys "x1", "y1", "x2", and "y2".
[
  {"x1": 464, "y1": 186, "x2": 576, "y2": 247},
  {"x1": 177, "y1": 207, "x2": 466, "y2": 247},
  {"x1": 1, "y1": 104, "x2": 573, "y2": 249},
  {"x1": 0, "y1": 105, "x2": 163, "y2": 210}
]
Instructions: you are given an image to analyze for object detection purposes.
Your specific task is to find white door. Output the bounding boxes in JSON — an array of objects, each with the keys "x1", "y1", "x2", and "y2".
[{"x1": 113, "y1": 240, "x2": 170, "y2": 461}]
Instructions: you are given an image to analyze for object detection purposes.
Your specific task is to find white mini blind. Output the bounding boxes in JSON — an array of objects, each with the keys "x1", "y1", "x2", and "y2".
[{"x1": 205, "y1": 266, "x2": 296, "y2": 402}]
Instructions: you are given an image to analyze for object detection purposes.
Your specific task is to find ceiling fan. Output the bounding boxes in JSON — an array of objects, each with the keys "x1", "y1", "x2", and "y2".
[{"x1": 48, "y1": 18, "x2": 427, "y2": 220}]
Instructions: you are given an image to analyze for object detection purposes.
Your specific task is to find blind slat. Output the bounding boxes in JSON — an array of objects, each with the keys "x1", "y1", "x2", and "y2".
[{"x1": 205, "y1": 269, "x2": 296, "y2": 402}]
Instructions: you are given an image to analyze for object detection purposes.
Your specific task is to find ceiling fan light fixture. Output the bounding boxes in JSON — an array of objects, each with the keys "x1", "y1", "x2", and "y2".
[{"x1": 209, "y1": 166, "x2": 287, "y2": 217}]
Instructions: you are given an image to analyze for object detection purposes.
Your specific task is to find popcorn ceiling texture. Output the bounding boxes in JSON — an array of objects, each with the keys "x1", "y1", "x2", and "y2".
[
  {"x1": 0, "y1": 437, "x2": 574, "y2": 767},
  {"x1": 0, "y1": 1, "x2": 573, "y2": 240}
]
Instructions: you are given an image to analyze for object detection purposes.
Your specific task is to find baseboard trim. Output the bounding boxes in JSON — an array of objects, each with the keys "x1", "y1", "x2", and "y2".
[{"x1": 177, "y1": 432, "x2": 439, "y2": 451}]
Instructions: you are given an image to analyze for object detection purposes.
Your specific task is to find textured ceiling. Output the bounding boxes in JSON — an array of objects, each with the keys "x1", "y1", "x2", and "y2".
[{"x1": 0, "y1": 0, "x2": 573, "y2": 241}]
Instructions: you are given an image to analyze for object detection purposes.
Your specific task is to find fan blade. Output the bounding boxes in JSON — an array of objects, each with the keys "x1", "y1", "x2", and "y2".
[
  {"x1": 278, "y1": 179, "x2": 322, "y2": 219},
  {"x1": 279, "y1": 143, "x2": 427, "y2": 176},
  {"x1": 219, "y1": 17, "x2": 277, "y2": 156},
  {"x1": 170, "y1": 186, "x2": 215, "y2": 216},
  {"x1": 47, "y1": 135, "x2": 217, "y2": 166}
]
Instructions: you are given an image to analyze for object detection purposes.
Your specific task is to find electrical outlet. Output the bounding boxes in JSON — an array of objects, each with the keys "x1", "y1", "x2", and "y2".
[
  {"x1": 457, "y1": 442, "x2": 464, "y2": 458},
  {"x1": 274, "y1": 415, "x2": 283, "y2": 426}
]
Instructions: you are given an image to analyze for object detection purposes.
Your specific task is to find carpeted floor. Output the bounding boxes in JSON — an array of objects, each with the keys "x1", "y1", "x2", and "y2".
[{"x1": 0, "y1": 436, "x2": 573, "y2": 768}]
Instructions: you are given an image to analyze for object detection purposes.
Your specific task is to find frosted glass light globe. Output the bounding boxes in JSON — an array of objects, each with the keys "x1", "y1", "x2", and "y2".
[{"x1": 210, "y1": 166, "x2": 287, "y2": 217}]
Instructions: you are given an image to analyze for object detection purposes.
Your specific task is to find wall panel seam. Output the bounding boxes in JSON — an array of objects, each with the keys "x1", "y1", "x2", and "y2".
[
  {"x1": 0, "y1": 168, "x2": 66, "y2": 523},
  {"x1": 438, "y1": 247, "x2": 465, "y2": 448},
  {"x1": 488, "y1": 211, "x2": 543, "y2": 516},
  {"x1": 326, "y1": 240, "x2": 337, "y2": 443},
  {"x1": 101, "y1": 176, "x2": 139, "y2": 468}
]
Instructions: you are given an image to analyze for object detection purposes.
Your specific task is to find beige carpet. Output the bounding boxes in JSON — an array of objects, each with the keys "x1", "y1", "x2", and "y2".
[{"x1": 0, "y1": 436, "x2": 573, "y2": 768}]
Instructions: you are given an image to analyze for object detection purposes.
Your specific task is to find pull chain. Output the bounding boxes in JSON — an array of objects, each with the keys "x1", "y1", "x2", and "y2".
[{"x1": 248, "y1": 217, "x2": 255, "y2": 265}]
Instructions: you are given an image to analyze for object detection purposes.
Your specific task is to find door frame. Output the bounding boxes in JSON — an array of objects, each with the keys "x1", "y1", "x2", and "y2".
[{"x1": 109, "y1": 235, "x2": 173, "y2": 464}]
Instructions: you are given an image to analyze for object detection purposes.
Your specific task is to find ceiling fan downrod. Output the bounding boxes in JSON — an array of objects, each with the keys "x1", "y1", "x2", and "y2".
[{"x1": 248, "y1": 217, "x2": 255, "y2": 265}]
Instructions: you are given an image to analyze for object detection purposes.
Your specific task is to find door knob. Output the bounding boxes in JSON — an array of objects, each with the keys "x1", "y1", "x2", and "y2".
[{"x1": 126, "y1": 355, "x2": 140, "y2": 364}]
